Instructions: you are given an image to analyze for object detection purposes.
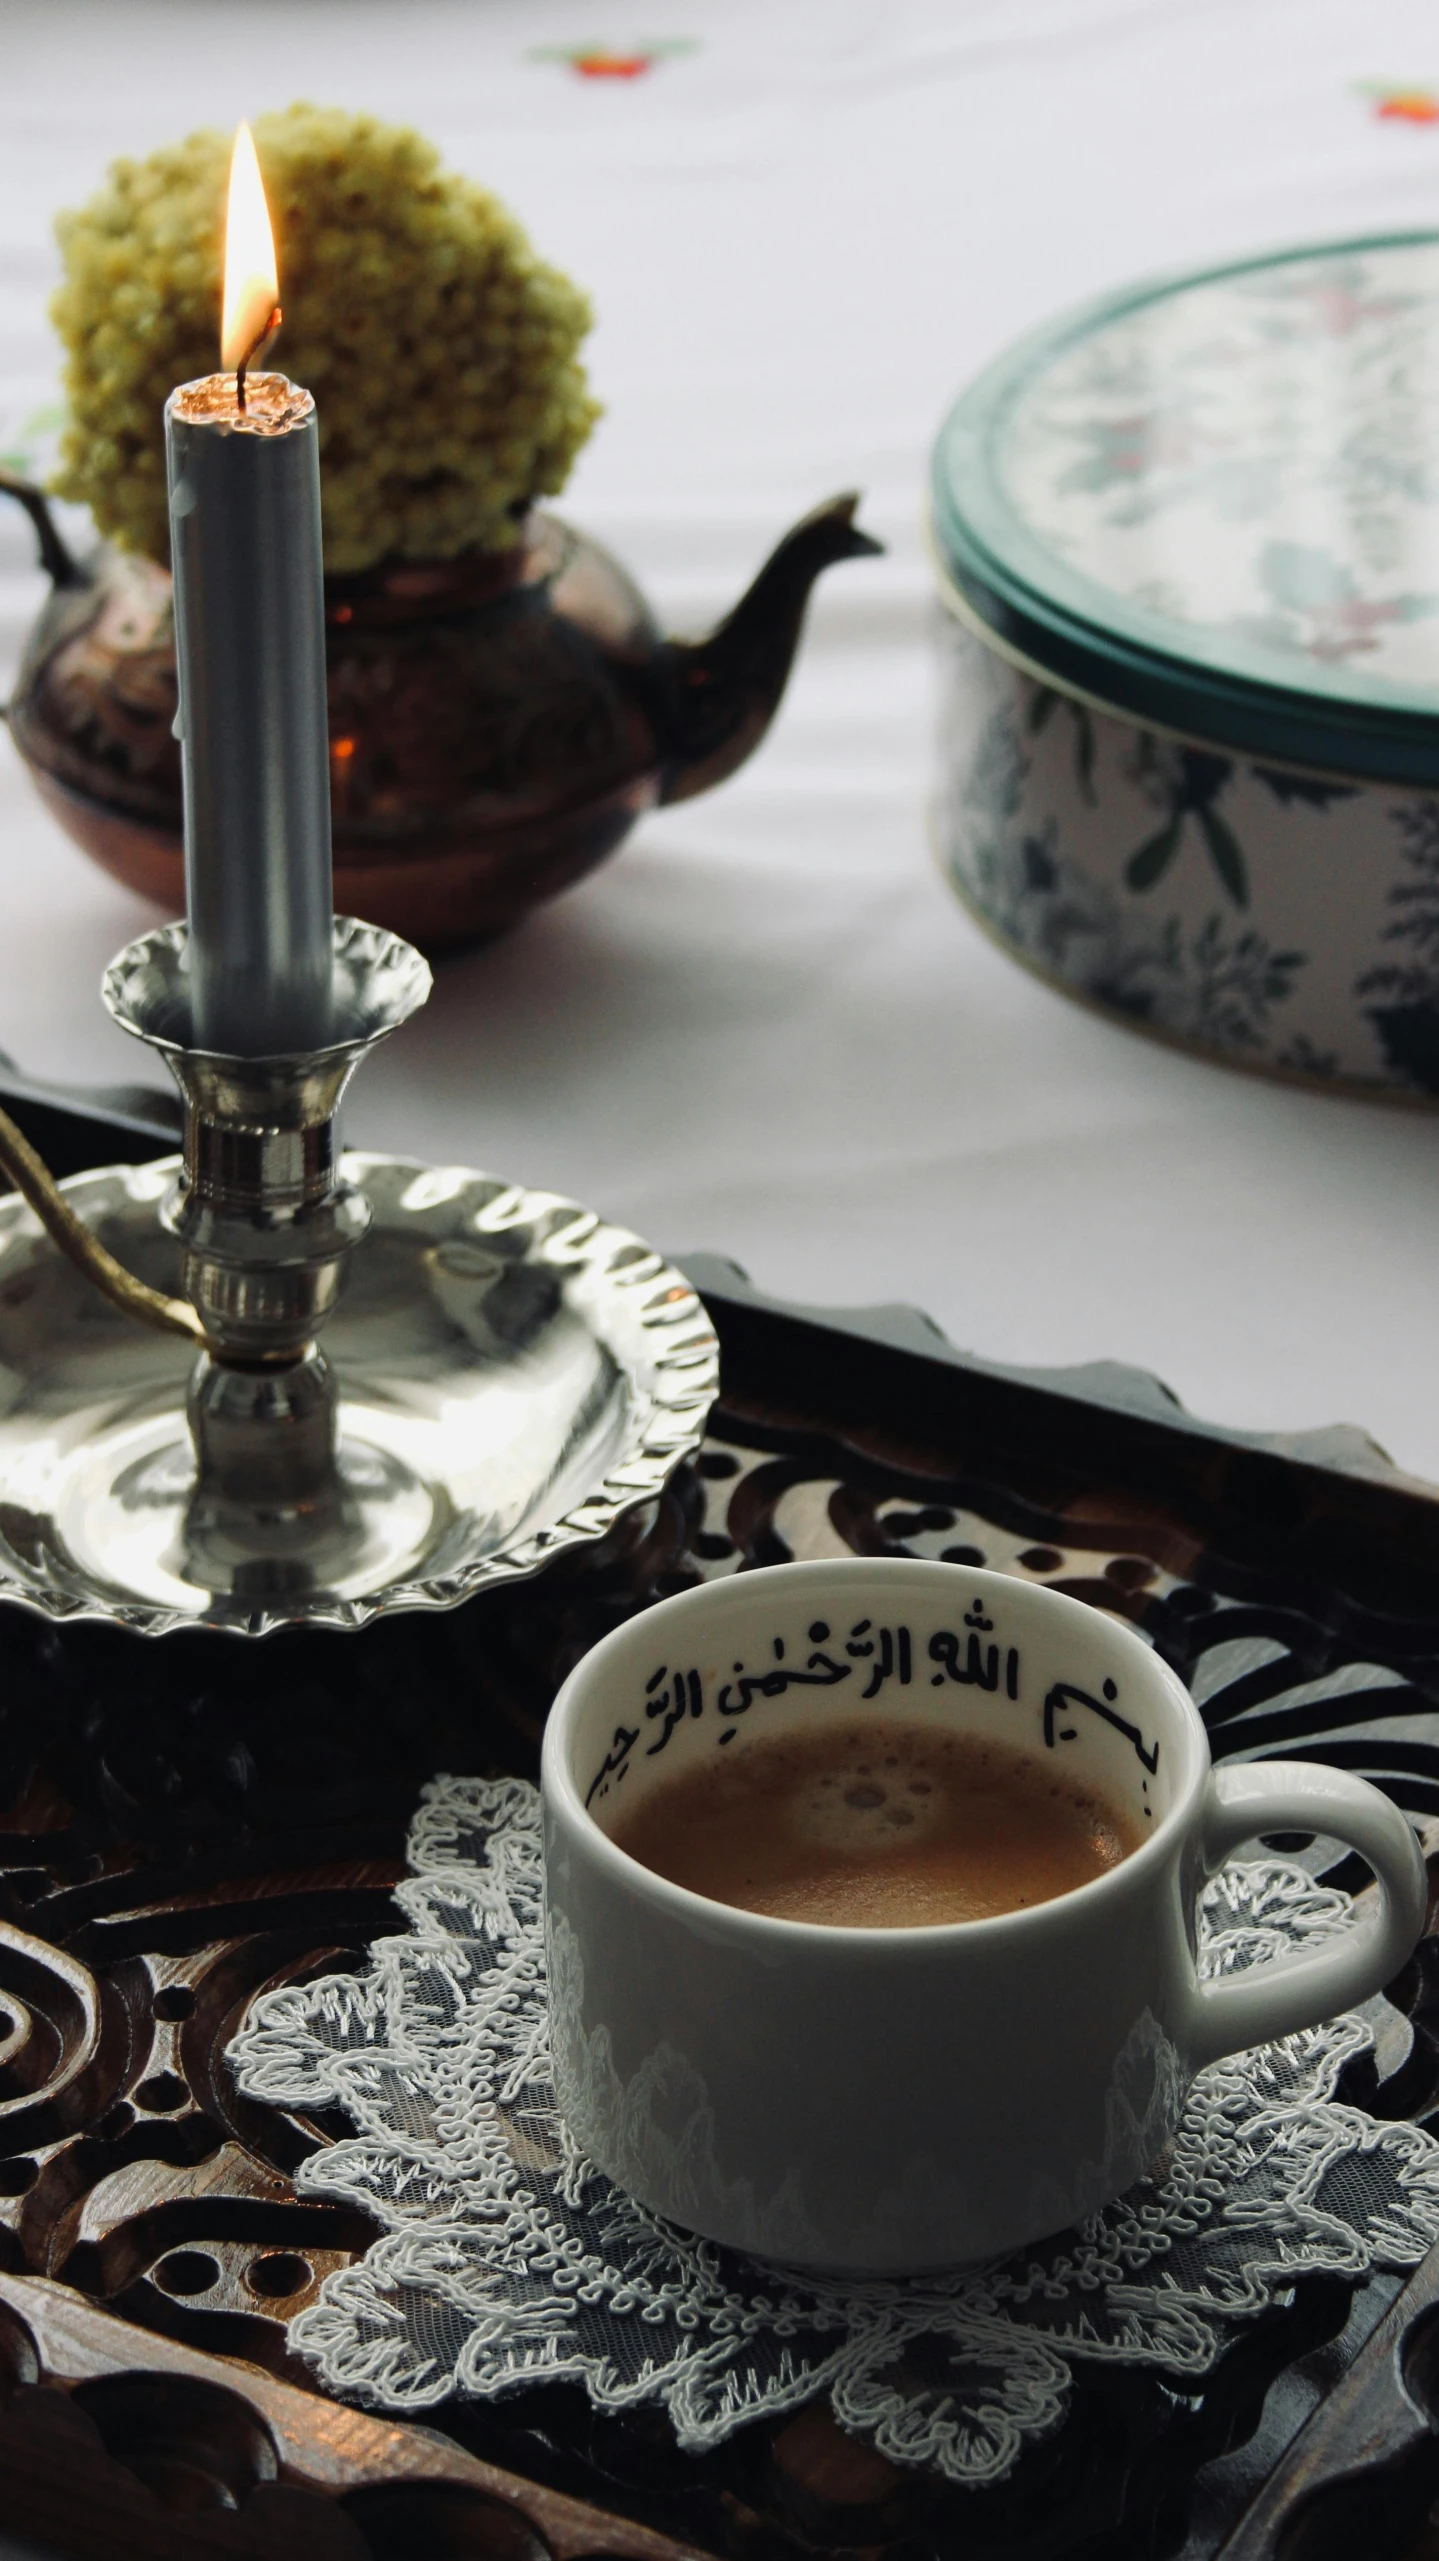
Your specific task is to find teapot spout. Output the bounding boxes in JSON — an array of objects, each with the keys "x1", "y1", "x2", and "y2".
[
  {"x1": 0, "y1": 470, "x2": 85, "y2": 590},
  {"x1": 654, "y1": 492, "x2": 882, "y2": 804}
]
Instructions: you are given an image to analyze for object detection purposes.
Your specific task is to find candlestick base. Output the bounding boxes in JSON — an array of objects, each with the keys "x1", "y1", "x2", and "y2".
[
  {"x1": 0, "y1": 1152, "x2": 716, "y2": 1634},
  {"x1": 0, "y1": 914, "x2": 714, "y2": 1633}
]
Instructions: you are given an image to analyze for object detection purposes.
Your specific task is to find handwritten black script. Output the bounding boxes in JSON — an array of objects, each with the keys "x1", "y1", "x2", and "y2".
[
  {"x1": 584, "y1": 1607, "x2": 1032, "y2": 1805},
  {"x1": 1043, "y1": 1676, "x2": 1159, "y2": 1776}
]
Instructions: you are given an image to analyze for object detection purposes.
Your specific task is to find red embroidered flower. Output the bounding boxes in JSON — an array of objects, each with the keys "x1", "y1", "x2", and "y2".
[
  {"x1": 1369, "y1": 86, "x2": 1439, "y2": 124},
  {"x1": 530, "y1": 40, "x2": 699, "y2": 80},
  {"x1": 571, "y1": 49, "x2": 653, "y2": 76}
]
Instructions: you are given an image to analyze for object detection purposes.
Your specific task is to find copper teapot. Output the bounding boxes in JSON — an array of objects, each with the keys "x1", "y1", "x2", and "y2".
[{"x1": 1, "y1": 476, "x2": 880, "y2": 952}]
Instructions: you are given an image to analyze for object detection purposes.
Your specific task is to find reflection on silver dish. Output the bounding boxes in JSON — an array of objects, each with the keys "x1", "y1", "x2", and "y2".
[{"x1": 0, "y1": 1153, "x2": 718, "y2": 1636}]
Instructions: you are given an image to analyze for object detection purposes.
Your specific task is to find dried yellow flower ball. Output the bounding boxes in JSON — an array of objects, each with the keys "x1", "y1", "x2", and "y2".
[{"x1": 50, "y1": 104, "x2": 600, "y2": 574}]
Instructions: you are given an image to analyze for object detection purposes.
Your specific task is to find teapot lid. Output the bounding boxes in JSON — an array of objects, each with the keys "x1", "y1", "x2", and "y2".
[{"x1": 931, "y1": 232, "x2": 1439, "y2": 783}]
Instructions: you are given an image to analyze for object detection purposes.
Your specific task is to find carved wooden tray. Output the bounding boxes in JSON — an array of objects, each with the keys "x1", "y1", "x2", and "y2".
[{"x1": 2, "y1": 1076, "x2": 1439, "y2": 2561}]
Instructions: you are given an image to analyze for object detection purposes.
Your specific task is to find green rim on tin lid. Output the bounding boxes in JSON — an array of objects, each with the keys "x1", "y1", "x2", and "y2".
[{"x1": 931, "y1": 231, "x2": 1439, "y2": 785}]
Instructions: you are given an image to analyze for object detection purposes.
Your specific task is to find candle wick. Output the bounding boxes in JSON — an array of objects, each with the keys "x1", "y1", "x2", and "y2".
[{"x1": 235, "y1": 304, "x2": 283, "y2": 415}]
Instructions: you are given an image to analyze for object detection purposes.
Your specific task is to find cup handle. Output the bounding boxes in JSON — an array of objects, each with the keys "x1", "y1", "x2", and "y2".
[{"x1": 1186, "y1": 1760, "x2": 1428, "y2": 2068}]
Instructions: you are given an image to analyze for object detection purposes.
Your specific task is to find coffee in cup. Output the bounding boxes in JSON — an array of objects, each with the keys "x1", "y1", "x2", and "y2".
[{"x1": 611, "y1": 1717, "x2": 1138, "y2": 1926}]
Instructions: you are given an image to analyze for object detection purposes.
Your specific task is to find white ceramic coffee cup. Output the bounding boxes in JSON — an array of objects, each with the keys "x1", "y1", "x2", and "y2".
[{"x1": 542, "y1": 1560, "x2": 1425, "y2": 2274}]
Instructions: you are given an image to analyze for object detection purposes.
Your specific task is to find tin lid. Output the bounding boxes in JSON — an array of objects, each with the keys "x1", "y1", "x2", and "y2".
[{"x1": 931, "y1": 233, "x2": 1439, "y2": 783}]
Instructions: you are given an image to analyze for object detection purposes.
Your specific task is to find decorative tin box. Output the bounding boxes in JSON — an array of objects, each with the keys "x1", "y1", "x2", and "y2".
[{"x1": 931, "y1": 233, "x2": 1439, "y2": 1100}]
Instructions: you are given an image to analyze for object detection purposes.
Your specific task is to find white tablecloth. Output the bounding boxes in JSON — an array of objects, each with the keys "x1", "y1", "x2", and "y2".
[{"x1": 3, "y1": 0, "x2": 1439, "y2": 1476}]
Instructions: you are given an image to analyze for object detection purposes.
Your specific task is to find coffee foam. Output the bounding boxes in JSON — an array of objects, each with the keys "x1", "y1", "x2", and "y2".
[{"x1": 612, "y1": 1719, "x2": 1136, "y2": 1929}]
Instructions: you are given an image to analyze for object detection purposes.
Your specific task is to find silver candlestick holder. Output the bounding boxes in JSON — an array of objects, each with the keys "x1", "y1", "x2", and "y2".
[
  {"x1": 0, "y1": 918, "x2": 717, "y2": 1636},
  {"x1": 103, "y1": 916, "x2": 429, "y2": 1603}
]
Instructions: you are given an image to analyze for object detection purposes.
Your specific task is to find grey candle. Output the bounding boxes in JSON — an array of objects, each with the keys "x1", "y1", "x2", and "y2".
[{"x1": 163, "y1": 127, "x2": 333, "y2": 1057}]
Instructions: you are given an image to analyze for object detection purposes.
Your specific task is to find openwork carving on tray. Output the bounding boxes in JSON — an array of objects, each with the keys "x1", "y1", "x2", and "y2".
[
  {"x1": 0, "y1": 2269, "x2": 698, "y2": 2560},
  {"x1": 0, "y1": 1394, "x2": 1437, "y2": 2561}
]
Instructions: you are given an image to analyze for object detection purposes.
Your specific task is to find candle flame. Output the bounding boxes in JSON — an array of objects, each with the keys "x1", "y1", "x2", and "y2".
[{"x1": 220, "y1": 122, "x2": 281, "y2": 379}]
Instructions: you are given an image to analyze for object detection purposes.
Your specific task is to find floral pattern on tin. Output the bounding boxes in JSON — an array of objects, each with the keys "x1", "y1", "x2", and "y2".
[
  {"x1": 1002, "y1": 244, "x2": 1439, "y2": 697},
  {"x1": 1121, "y1": 741, "x2": 1247, "y2": 906},
  {"x1": 1359, "y1": 802, "x2": 1439, "y2": 1094},
  {"x1": 935, "y1": 611, "x2": 1439, "y2": 1096},
  {"x1": 941, "y1": 624, "x2": 1309, "y2": 1063}
]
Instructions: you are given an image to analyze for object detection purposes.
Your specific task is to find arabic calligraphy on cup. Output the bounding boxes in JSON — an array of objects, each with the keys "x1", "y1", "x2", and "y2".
[
  {"x1": 1043, "y1": 1674, "x2": 1160, "y2": 1820},
  {"x1": 582, "y1": 1600, "x2": 1162, "y2": 1812},
  {"x1": 588, "y1": 1604, "x2": 990, "y2": 1806}
]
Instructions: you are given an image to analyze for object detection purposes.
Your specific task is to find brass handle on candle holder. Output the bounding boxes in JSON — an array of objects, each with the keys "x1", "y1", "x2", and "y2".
[{"x1": 0, "y1": 1103, "x2": 209, "y2": 1349}]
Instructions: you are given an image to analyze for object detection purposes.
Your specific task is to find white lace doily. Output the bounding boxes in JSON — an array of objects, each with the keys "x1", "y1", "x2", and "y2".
[{"x1": 228, "y1": 1776, "x2": 1439, "y2": 2488}]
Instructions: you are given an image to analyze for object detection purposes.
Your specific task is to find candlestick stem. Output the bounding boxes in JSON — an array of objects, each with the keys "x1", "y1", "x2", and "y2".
[{"x1": 101, "y1": 917, "x2": 430, "y2": 1590}]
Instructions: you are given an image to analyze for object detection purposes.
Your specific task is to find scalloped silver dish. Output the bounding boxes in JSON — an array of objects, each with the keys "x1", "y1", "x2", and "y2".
[{"x1": 0, "y1": 1153, "x2": 718, "y2": 1637}]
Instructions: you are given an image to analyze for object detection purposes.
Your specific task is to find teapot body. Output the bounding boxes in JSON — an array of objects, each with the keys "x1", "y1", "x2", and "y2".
[
  {"x1": 9, "y1": 514, "x2": 666, "y2": 953},
  {"x1": 6, "y1": 491, "x2": 879, "y2": 953}
]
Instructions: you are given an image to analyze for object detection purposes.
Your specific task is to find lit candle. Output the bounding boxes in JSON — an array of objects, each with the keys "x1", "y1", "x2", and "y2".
[{"x1": 165, "y1": 122, "x2": 333, "y2": 1055}]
